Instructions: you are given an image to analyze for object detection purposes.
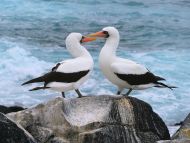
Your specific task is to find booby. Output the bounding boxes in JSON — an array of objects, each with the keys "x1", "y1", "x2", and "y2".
[
  {"x1": 88, "y1": 27, "x2": 176, "y2": 96},
  {"x1": 22, "y1": 33, "x2": 96, "y2": 98}
]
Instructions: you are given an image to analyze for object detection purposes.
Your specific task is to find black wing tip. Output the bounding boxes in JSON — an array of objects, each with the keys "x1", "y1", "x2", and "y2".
[
  {"x1": 29, "y1": 87, "x2": 43, "y2": 91},
  {"x1": 155, "y1": 81, "x2": 177, "y2": 90},
  {"x1": 21, "y1": 80, "x2": 35, "y2": 85},
  {"x1": 21, "y1": 79, "x2": 34, "y2": 86},
  {"x1": 155, "y1": 76, "x2": 166, "y2": 81},
  {"x1": 29, "y1": 87, "x2": 50, "y2": 91},
  {"x1": 21, "y1": 76, "x2": 44, "y2": 86},
  {"x1": 169, "y1": 86, "x2": 178, "y2": 90},
  {"x1": 21, "y1": 82, "x2": 27, "y2": 86}
]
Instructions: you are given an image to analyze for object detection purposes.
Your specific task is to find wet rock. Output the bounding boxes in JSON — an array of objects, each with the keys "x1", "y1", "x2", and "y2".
[
  {"x1": 26, "y1": 125, "x2": 54, "y2": 143},
  {"x1": 158, "y1": 113, "x2": 190, "y2": 143},
  {"x1": 172, "y1": 113, "x2": 190, "y2": 140},
  {"x1": 0, "y1": 112, "x2": 36, "y2": 143},
  {"x1": 157, "y1": 139, "x2": 190, "y2": 143},
  {"x1": 47, "y1": 137, "x2": 69, "y2": 143},
  {"x1": 8, "y1": 95, "x2": 170, "y2": 143},
  {"x1": 0, "y1": 105, "x2": 25, "y2": 114}
]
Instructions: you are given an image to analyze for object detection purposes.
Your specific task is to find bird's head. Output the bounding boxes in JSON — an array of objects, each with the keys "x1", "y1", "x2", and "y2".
[{"x1": 87, "y1": 26, "x2": 119, "y2": 39}]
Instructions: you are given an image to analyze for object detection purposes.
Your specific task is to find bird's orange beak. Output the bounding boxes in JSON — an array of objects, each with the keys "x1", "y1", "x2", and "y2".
[
  {"x1": 87, "y1": 31, "x2": 106, "y2": 38},
  {"x1": 81, "y1": 36, "x2": 96, "y2": 43}
]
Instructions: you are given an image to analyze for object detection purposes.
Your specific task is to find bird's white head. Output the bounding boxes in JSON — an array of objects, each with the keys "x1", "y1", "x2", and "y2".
[
  {"x1": 65, "y1": 32, "x2": 96, "y2": 58},
  {"x1": 87, "y1": 27, "x2": 120, "y2": 55},
  {"x1": 66, "y1": 33, "x2": 82, "y2": 44},
  {"x1": 102, "y1": 27, "x2": 119, "y2": 38},
  {"x1": 87, "y1": 26, "x2": 119, "y2": 39}
]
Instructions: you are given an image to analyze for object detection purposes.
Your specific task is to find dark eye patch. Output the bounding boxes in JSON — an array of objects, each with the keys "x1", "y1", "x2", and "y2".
[
  {"x1": 103, "y1": 31, "x2": 108, "y2": 35},
  {"x1": 80, "y1": 36, "x2": 84, "y2": 43},
  {"x1": 103, "y1": 31, "x2": 109, "y2": 38}
]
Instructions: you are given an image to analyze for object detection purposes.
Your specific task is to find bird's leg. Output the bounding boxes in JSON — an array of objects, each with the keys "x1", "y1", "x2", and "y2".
[
  {"x1": 75, "y1": 89, "x2": 83, "y2": 98},
  {"x1": 61, "y1": 92, "x2": 65, "y2": 98},
  {"x1": 125, "y1": 89, "x2": 132, "y2": 96},
  {"x1": 117, "y1": 91, "x2": 121, "y2": 95}
]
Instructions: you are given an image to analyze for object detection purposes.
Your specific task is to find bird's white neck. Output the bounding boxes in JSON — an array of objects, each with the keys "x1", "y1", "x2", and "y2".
[
  {"x1": 66, "y1": 41, "x2": 92, "y2": 59},
  {"x1": 100, "y1": 34, "x2": 120, "y2": 59}
]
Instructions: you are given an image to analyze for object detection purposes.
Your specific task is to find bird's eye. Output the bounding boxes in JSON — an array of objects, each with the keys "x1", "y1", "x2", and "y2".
[
  {"x1": 103, "y1": 31, "x2": 109, "y2": 38},
  {"x1": 103, "y1": 31, "x2": 108, "y2": 35},
  {"x1": 80, "y1": 36, "x2": 84, "y2": 43}
]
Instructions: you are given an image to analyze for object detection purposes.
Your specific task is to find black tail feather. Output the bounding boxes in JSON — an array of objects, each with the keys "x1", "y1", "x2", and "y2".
[
  {"x1": 155, "y1": 76, "x2": 166, "y2": 81},
  {"x1": 22, "y1": 76, "x2": 44, "y2": 85},
  {"x1": 29, "y1": 87, "x2": 50, "y2": 91},
  {"x1": 155, "y1": 81, "x2": 177, "y2": 90}
]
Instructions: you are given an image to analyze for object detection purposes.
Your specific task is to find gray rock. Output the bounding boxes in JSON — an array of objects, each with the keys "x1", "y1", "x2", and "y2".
[
  {"x1": 172, "y1": 113, "x2": 190, "y2": 140},
  {"x1": 47, "y1": 137, "x2": 69, "y2": 143},
  {"x1": 0, "y1": 112, "x2": 36, "y2": 143},
  {"x1": 8, "y1": 95, "x2": 170, "y2": 143},
  {"x1": 26, "y1": 125, "x2": 54, "y2": 143},
  {"x1": 157, "y1": 139, "x2": 190, "y2": 143},
  {"x1": 158, "y1": 113, "x2": 190, "y2": 143}
]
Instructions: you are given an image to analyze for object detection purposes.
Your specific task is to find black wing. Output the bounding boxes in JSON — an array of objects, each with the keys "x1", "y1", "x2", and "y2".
[
  {"x1": 44, "y1": 70, "x2": 90, "y2": 84},
  {"x1": 115, "y1": 72, "x2": 165, "y2": 85},
  {"x1": 22, "y1": 70, "x2": 90, "y2": 86}
]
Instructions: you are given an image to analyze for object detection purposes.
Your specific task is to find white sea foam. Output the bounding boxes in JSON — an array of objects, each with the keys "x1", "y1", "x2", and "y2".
[{"x1": 0, "y1": 40, "x2": 56, "y2": 106}]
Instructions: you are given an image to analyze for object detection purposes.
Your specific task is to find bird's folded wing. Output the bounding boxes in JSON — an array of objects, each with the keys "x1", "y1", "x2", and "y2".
[
  {"x1": 111, "y1": 62, "x2": 148, "y2": 75},
  {"x1": 52, "y1": 58, "x2": 92, "y2": 73}
]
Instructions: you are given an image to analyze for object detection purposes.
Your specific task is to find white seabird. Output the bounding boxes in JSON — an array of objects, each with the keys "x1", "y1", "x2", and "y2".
[
  {"x1": 22, "y1": 33, "x2": 96, "y2": 98},
  {"x1": 88, "y1": 27, "x2": 176, "y2": 96}
]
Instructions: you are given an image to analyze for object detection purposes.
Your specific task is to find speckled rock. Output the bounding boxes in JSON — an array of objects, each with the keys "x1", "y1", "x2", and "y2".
[
  {"x1": 172, "y1": 113, "x2": 190, "y2": 140},
  {"x1": 8, "y1": 95, "x2": 170, "y2": 143},
  {"x1": 47, "y1": 137, "x2": 69, "y2": 143},
  {"x1": 0, "y1": 112, "x2": 36, "y2": 143},
  {"x1": 26, "y1": 125, "x2": 54, "y2": 143},
  {"x1": 157, "y1": 139, "x2": 190, "y2": 143}
]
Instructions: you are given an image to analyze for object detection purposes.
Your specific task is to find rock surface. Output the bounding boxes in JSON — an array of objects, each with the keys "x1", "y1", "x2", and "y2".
[
  {"x1": 158, "y1": 113, "x2": 190, "y2": 143},
  {"x1": 8, "y1": 95, "x2": 170, "y2": 143},
  {"x1": 0, "y1": 112, "x2": 36, "y2": 143},
  {"x1": 0, "y1": 105, "x2": 25, "y2": 114},
  {"x1": 157, "y1": 139, "x2": 190, "y2": 143},
  {"x1": 172, "y1": 113, "x2": 190, "y2": 140}
]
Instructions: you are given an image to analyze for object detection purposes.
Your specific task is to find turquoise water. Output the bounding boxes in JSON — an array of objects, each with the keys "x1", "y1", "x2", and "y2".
[{"x1": 0, "y1": 0, "x2": 190, "y2": 125}]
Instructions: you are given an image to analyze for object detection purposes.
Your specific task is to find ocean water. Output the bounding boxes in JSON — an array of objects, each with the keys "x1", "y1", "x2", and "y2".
[{"x1": 0, "y1": 0, "x2": 190, "y2": 128}]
